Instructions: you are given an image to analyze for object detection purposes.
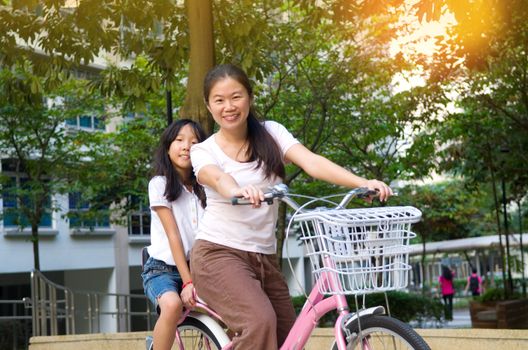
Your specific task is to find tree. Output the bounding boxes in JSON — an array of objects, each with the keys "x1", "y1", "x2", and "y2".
[
  {"x1": 413, "y1": 0, "x2": 528, "y2": 296},
  {"x1": 243, "y1": 2, "x2": 429, "y2": 262},
  {"x1": 74, "y1": 77, "x2": 175, "y2": 225},
  {"x1": 393, "y1": 181, "x2": 493, "y2": 294},
  {"x1": 180, "y1": 0, "x2": 214, "y2": 132},
  {"x1": 0, "y1": 62, "x2": 103, "y2": 269},
  {"x1": 2, "y1": 1, "x2": 440, "y2": 265}
]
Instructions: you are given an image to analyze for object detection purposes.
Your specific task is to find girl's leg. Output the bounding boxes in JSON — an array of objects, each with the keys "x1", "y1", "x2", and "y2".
[
  {"x1": 142, "y1": 257, "x2": 184, "y2": 350},
  {"x1": 154, "y1": 291, "x2": 183, "y2": 350},
  {"x1": 191, "y1": 240, "x2": 279, "y2": 350}
]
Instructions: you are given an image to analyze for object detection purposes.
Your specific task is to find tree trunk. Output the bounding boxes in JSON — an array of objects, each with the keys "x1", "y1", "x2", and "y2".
[
  {"x1": 486, "y1": 144, "x2": 508, "y2": 296},
  {"x1": 181, "y1": 0, "x2": 215, "y2": 135},
  {"x1": 32, "y1": 223, "x2": 40, "y2": 270}
]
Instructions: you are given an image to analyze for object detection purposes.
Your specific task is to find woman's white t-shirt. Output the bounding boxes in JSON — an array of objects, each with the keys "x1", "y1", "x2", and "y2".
[
  {"x1": 190, "y1": 121, "x2": 299, "y2": 254},
  {"x1": 147, "y1": 176, "x2": 204, "y2": 264}
]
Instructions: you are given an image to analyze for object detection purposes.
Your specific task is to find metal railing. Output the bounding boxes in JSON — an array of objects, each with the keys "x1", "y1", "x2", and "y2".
[
  {"x1": 29, "y1": 269, "x2": 156, "y2": 336},
  {"x1": 0, "y1": 298, "x2": 33, "y2": 350}
]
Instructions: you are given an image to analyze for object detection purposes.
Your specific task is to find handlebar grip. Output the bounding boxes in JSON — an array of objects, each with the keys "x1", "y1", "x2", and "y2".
[
  {"x1": 231, "y1": 184, "x2": 288, "y2": 206},
  {"x1": 231, "y1": 195, "x2": 276, "y2": 206},
  {"x1": 357, "y1": 188, "x2": 379, "y2": 199},
  {"x1": 231, "y1": 197, "x2": 252, "y2": 205}
]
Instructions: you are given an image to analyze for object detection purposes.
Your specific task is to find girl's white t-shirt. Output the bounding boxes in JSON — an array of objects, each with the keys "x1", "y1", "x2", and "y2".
[
  {"x1": 190, "y1": 120, "x2": 299, "y2": 254},
  {"x1": 147, "y1": 176, "x2": 204, "y2": 264}
]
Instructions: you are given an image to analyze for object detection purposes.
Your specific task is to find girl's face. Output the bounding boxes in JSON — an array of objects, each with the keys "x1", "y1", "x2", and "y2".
[
  {"x1": 168, "y1": 124, "x2": 199, "y2": 172},
  {"x1": 206, "y1": 77, "x2": 251, "y2": 131}
]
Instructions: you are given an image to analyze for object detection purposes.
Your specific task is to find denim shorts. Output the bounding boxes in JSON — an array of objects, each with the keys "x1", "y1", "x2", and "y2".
[{"x1": 141, "y1": 257, "x2": 183, "y2": 310}]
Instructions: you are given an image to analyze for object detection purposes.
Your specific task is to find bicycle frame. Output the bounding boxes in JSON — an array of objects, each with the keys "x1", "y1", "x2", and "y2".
[
  {"x1": 174, "y1": 255, "x2": 359, "y2": 350},
  {"x1": 172, "y1": 187, "x2": 395, "y2": 350},
  {"x1": 281, "y1": 256, "x2": 350, "y2": 350}
]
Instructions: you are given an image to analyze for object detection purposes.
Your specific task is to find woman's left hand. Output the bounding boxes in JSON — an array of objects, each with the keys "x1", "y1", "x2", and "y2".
[{"x1": 364, "y1": 179, "x2": 393, "y2": 202}]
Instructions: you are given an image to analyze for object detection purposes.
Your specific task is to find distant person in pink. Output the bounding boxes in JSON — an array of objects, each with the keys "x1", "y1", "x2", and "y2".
[
  {"x1": 438, "y1": 265, "x2": 454, "y2": 321},
  {"x1": 464, "y1": 268, "x2": 483, "y2": 298}
]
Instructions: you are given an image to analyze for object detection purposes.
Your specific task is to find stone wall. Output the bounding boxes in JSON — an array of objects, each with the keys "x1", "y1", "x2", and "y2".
[{"x1": 30, "y1": 328, "x2": 528, "y2": 350}]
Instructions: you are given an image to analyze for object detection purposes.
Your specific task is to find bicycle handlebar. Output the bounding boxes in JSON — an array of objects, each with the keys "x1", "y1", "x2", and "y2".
[{"x1": 231, "y1": 184, "x2": 378, "y2": 210}]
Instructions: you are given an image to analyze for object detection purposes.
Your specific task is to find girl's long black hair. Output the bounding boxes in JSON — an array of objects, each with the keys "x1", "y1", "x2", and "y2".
[
  {"x1": 152, "y1": 119, "x2": 207, "y2": 208},
  {"x1": 203, "y1": 64, "x2": 285, "y2": 180}
]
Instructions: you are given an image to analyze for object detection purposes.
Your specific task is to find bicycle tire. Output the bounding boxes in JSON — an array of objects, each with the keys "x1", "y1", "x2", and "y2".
[
  {"x1": 148, "y1": 314, "x2": 226, "y2": 350},
  {"x1": 332, "y1": 315, "x2": 431, "y2": 350}
]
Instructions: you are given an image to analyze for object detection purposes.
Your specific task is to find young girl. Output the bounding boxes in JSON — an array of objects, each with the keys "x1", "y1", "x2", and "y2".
[
  {"x1": 141, "y1": 119, "x2": 207, "y2": 350},
  {"x1": 190, "y1": 64, "x2": 393, "y2": 350}
]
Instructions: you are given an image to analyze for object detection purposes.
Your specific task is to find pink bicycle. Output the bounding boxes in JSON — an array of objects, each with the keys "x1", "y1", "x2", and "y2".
[{"x1": 146, "y1": 184, "x2": 430, "y2": 350}]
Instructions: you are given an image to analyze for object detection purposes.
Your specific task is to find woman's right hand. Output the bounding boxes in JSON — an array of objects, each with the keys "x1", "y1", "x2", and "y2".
[
  {"x1": 232, "y1": 185, "x2": 265, "y2": 208},
  {"x1": 180, "y1": 283, "x2": 196, "y2": 309}
]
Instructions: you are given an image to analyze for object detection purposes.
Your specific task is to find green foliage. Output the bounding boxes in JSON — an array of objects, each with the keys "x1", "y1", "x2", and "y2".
[
  {"x1": 292, "y1": 291, "x2": 443, "y2": 327},
  {"x1": 392, "y1": 180, "x2": 494, "y2": 242},
  {"x1": 0, "y1": 61, "x2": 104, "y2": 268},
  {"x1": 414, "y1": 0, "x2": 528, "y2": 201},
  {"x1": 0, "y1": 1, "x2": 188, "y2": 77},
  {"x1": 477, "y1": 287, "x2": 523, "y2": 303}
]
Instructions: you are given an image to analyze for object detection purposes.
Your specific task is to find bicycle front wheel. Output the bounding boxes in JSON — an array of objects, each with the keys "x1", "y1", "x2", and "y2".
[{"x1": 332, "y1": 315, "x2": 430, "y2": 350}]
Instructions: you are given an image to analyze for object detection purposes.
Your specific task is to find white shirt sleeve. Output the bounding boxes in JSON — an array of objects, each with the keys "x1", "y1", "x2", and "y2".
[
  {"x1": 191, "y1": 138, "x2": 219, "y2": 179},
  {"x1": 264, "y1": 120, "x2": 300, "y2": 157},
  {"x1": 148, "y1": 176, "x2": 171, "y2": 209}
]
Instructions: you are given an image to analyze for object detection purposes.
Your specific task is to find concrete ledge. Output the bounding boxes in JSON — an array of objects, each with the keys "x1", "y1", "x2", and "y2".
[
  {"x1": 30, "y1": 332, "x2": 151, "y2": 350},
  {"x1": 30, "y1": 328, "x2": 528, "y2": 350}
]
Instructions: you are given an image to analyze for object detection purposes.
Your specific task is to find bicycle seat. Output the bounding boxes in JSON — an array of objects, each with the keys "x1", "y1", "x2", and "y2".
[{"x1": 141, "y1": 246, "x2": 150, "y2": 269}]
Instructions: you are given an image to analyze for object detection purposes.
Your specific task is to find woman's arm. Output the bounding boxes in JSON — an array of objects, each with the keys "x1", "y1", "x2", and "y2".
[
  {"x1": 154, "y1": 206, "x2": 196, "y2": 308},
  {"x1": 284, "y1": 143, "x2": 392, "y2": 201}
]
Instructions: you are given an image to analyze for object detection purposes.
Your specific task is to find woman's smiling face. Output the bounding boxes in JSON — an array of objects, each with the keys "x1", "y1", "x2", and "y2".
[{"x1": 206, "y1": 77, "x2": 252, "y2": 131}]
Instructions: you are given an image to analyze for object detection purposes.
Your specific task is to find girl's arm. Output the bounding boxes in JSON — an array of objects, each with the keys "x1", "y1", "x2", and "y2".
[
  {"x1": 284, "y1": 143, "x2": 392, "y2": 201},
  {"x1": 197, "y1": 164, "x2": 265, "y2": 206},
  {"x1": 153, "y1": 206, "x2": 195, "y2": 308}
]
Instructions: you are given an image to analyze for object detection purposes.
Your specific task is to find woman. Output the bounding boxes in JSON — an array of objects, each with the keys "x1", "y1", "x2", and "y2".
[
  {"x1": 439, "y1": 265, "x2": 455, "y2": 321},
  {"x1": 190, "y1": 64, "x2": 392, "y2": 350},
  {"x1": 141, "y1": 119, "x2": 207, "y2": 350}
]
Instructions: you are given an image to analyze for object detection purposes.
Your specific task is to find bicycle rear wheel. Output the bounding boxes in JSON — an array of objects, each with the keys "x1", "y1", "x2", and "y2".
[
  {"x1": 148, "y1": 314, "x2": 227, "y2": 350},
  {"x1": 177, "y1": 315, "x2": 223, "y2": 349},
  {"x1": 332, "y1": 315, "x2": 430, "y2": 350}
]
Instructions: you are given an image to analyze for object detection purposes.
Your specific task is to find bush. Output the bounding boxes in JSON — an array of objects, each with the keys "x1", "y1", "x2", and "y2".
[
  {"x1": 477, "y1": 287, "x2": 523, "y2": 303},
  {"x1": 291, "y1": 291, "x2": 443, "y2": 327}
]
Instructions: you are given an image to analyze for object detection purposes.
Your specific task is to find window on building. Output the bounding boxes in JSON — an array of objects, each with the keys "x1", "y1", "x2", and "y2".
[
  {"x1": 65, "y1": 115, "x2": 106, "y2": 131},
  {"x1": 1, "y1": 175, "x2": 52, "y2": 228},
  {"x1": 68, "y1": 192, "x2": 110, "y2": 229},
  {"x1": 128, "y1": 196, "x2": 150, "y2": 236}
]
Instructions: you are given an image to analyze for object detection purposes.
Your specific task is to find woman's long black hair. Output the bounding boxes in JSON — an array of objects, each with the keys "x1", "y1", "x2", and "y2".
[
  {"x1": 152, "y1": 119, "x2": 207, "y2": 208},
  {"x1": 442, "y1": 265, "x2": 453, "y2": 281},
  {"x1": 203, "y1": 64, "x2": 285, "y2": 180}
]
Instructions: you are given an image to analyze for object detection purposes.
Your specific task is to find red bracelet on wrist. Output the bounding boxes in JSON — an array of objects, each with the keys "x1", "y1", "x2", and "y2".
[{"x1": 182, "y1": 281, "x2": 193, "y2": 289}]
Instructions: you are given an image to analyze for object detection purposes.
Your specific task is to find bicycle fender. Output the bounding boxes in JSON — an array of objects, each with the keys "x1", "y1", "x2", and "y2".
[
  {"x1": 188, "y1": 311, "x2": 231, "y2": 346},
  {"x1": 342, "y1": 306, "x2": 386, "y2": 328}
]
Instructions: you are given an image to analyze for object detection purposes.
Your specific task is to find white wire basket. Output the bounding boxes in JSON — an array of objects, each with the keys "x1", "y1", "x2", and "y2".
[{"x1": 293, "y1": 206, "x2": 422, "y2": 295}]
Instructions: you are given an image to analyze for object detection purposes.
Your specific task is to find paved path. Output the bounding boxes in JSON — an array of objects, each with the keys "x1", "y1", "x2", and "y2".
[
  {"x1": 444, "y1": 307, "x2": 471, "y2": 328},
  {"x1": 411, "y1": 307, "x2": 472, "y2": 329}
]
